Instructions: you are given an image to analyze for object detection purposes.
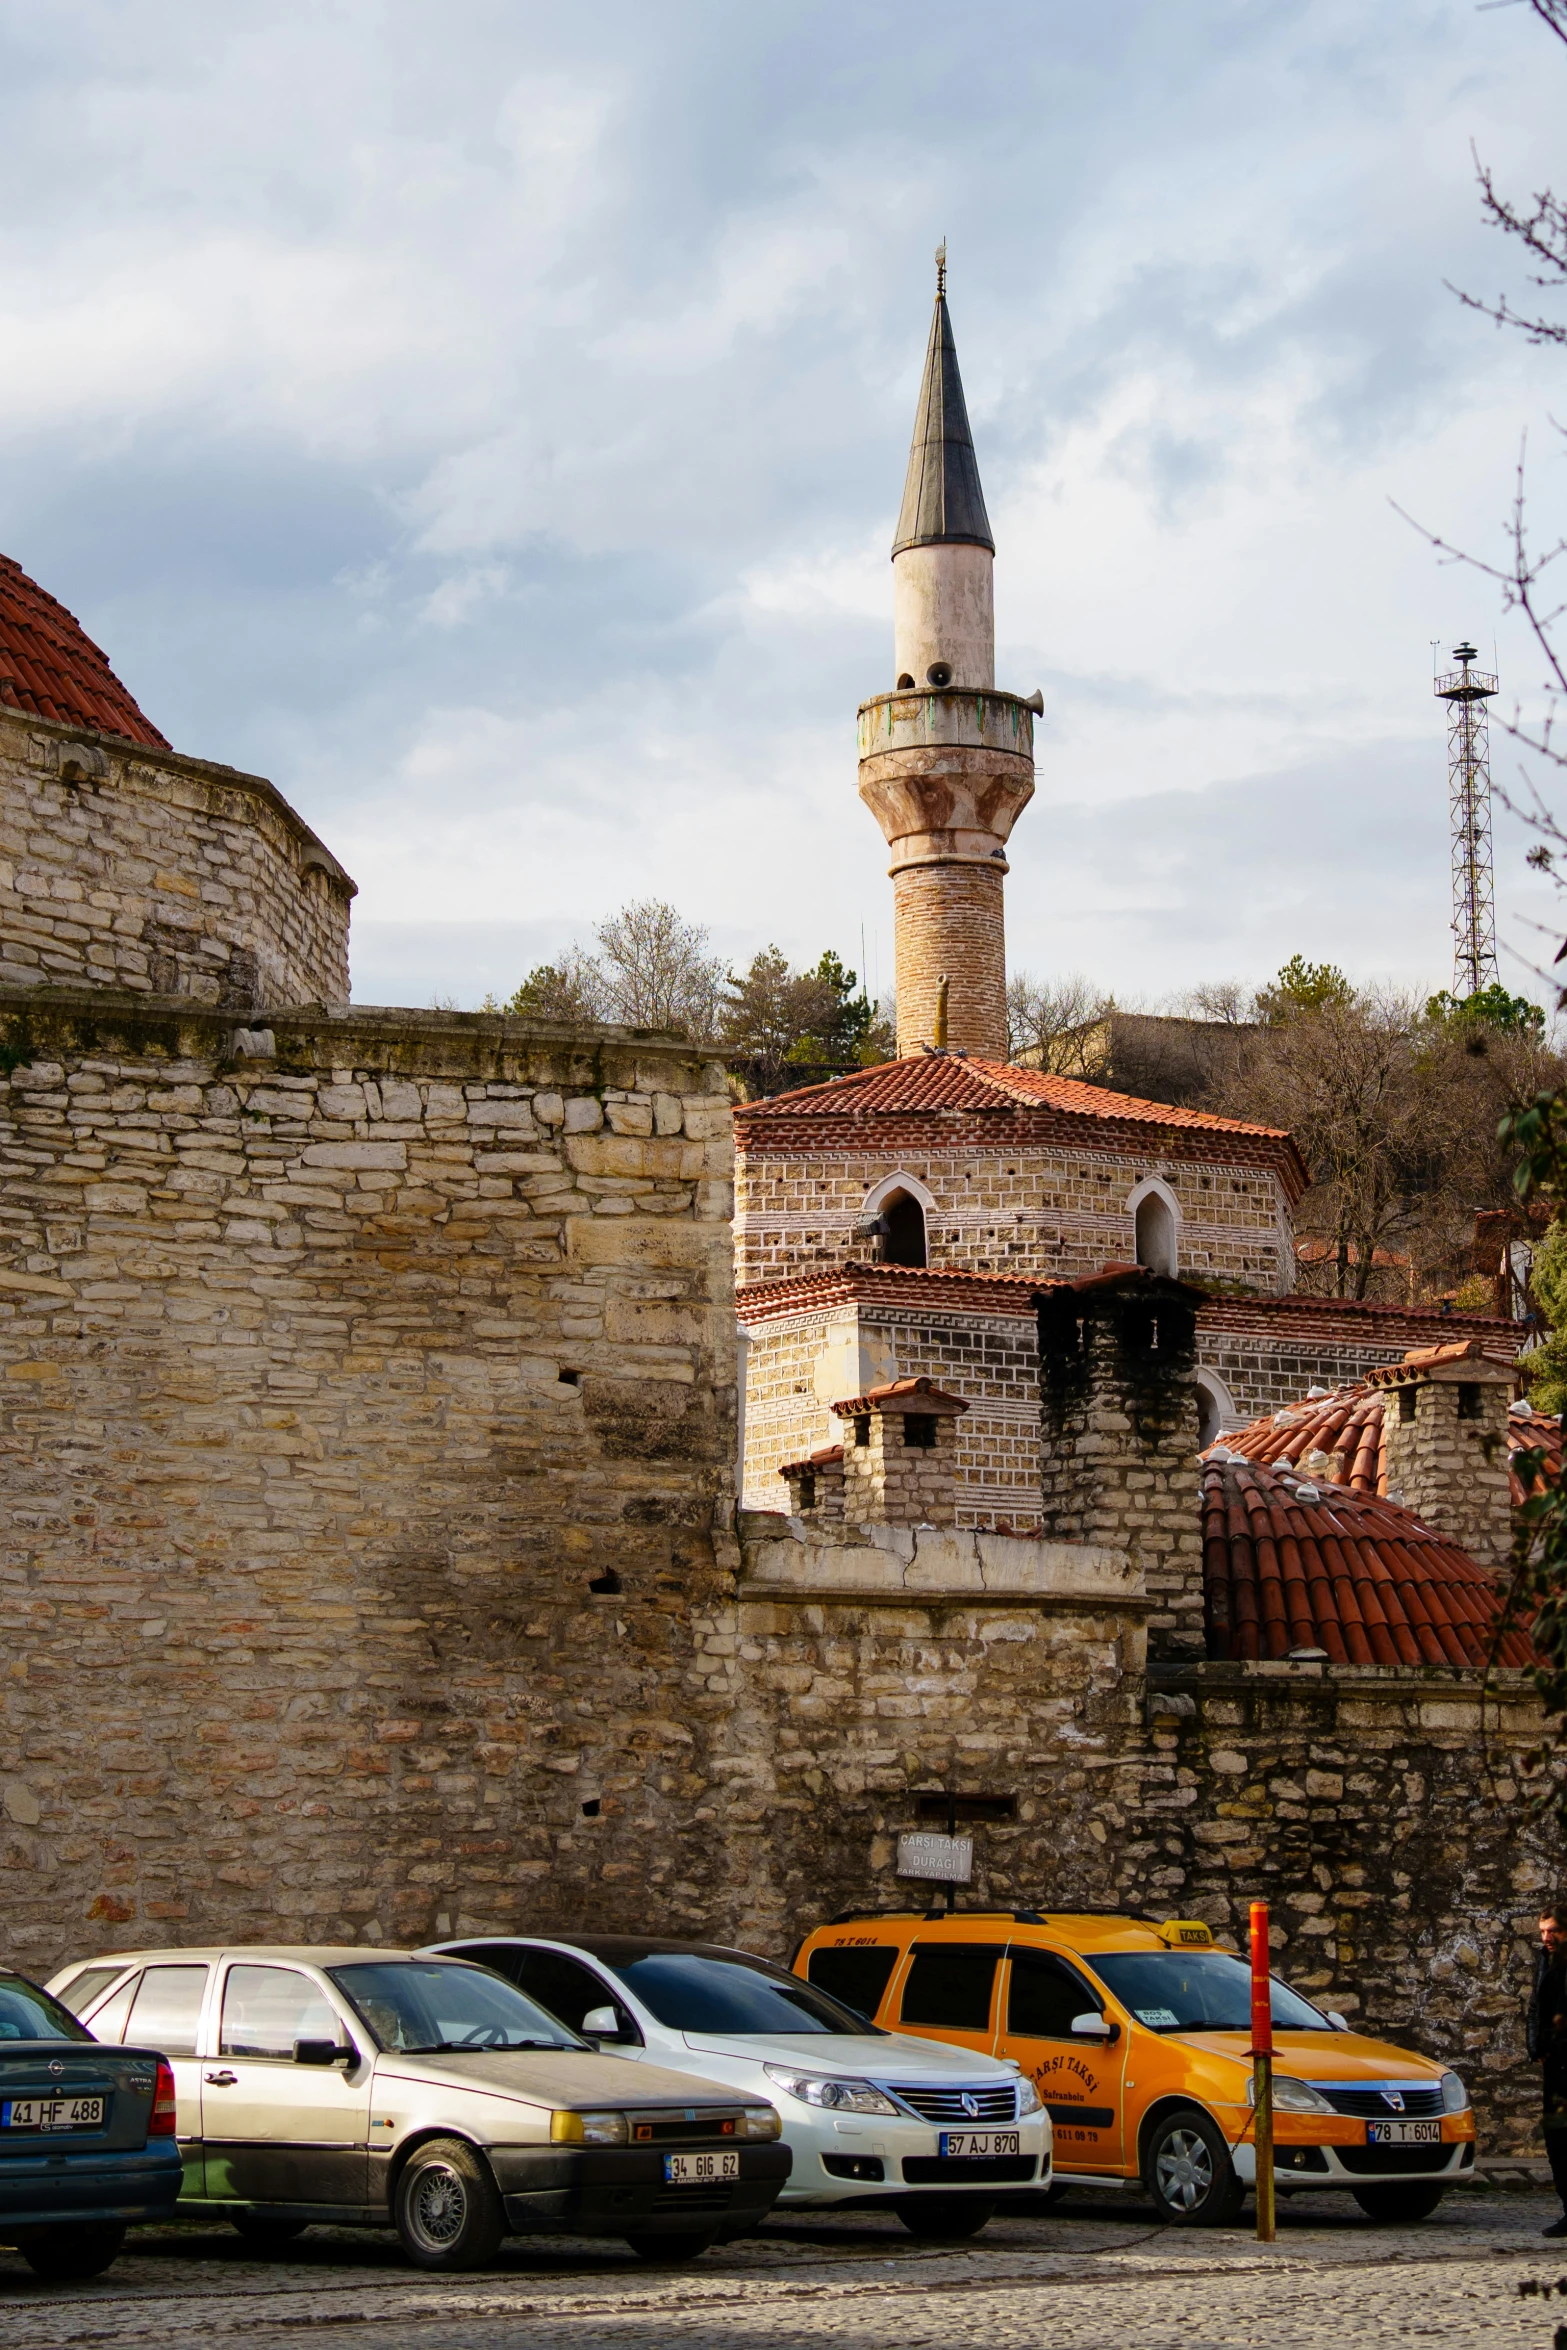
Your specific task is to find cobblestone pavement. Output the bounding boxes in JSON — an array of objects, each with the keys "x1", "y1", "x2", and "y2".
[{"x1": 4, "y1": 2189, "x2": 1567, "y2": 2349}]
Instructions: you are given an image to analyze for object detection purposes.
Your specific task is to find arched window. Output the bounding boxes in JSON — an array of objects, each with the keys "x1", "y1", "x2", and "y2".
[
  {"x1": 1194, "y1": 1369, "x2": 1236, "y2": 1450},
  {"x1": 882, "y1": 1189, "x2": 927, "y2": 1268},
  {"x1": 1133, "y1": 1185, "x2": 1178, "y2": 1278}
]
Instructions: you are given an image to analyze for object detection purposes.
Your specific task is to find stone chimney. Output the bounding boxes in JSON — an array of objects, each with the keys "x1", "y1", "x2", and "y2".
[
  {"x1": 779, "y1": 1445, "x2": 846, "y2": 1521},
  {"x1": 1366, "y1": 1342, "x2": 1517, "y2": 1573},
  {"x1": 1036, "y1": 1266, "x2": 1205, "y2": 1659},
  {"x1": 828, "y1": 1376, "x2": 968, "y2": 1527}
]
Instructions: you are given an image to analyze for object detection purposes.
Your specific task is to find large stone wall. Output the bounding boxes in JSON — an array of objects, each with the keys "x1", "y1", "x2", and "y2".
[
  {"x1": 0, "y1": 989, "x2": 737, "y2": 1974},
  {"x1": 0, "y1": 709, "x2": 354, "y2": 1010}
]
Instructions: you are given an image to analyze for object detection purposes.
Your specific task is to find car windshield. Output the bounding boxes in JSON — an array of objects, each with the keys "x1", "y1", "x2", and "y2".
[
  {"x1": 0, "y1": 1973, "x2": 92, "y2": 2043},
  {"x1": 1090, "y1": 1951, "x2": 1331, "y2": 2034},
  {"x1": 329, "y1": 1962, "x2": 584, "y2": 2054},
  {"x1": 603, "y1": 1950, "x2": 883, "y2": 2036}
]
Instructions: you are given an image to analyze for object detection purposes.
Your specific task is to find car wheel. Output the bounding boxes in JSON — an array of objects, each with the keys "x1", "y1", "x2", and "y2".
[
  {"x1": 894, "y1": 2195, "x2": 996, "y2": 2240},
  {"x1": 622, "y1": 2232, "x2": 718, "y2": 2263},
  {"x1": 1143, "y1": 2106, "x2": 1246, "y2": 2227},
  {"x1": 1351, "y1": 2183, "x2": 1445, "y2": 2224},
  {"x1": 230, "y1": 2213, "x2": 310, "y2": 2248},
  {"x1": 20, "y1": 2224, "x2": 127, "y2": 2281},
  {"x1": 394, "y1": 2137, "x2": 507, "y2": 2272}
]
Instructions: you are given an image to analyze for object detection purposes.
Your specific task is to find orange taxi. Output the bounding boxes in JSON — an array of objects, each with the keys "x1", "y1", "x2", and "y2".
[{"x1": 795, "y1": 1909, "x2": 1476, "y2": 2225}]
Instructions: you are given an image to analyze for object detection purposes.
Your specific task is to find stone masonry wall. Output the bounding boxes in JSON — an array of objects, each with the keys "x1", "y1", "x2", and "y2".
[
  {"x1": 1142, "y1": 1661, "x2": 1563, "y2": 2156},
  {"x1": 1196, "y1": 1297, "x2": 1515, "y2": 1426},
  {"x1": 0, "y1": 708, "x2": 354, "y2": 1011},
  {"x1": 735, "y1": 1141, "x2": 1292, "y2": 1292},
  {"x1": 1380, "y1": 1370, "x2": 1514, "y2": 1575},
  {"x1": 0, "y1": 989, "x2": 737, "y2": 1976}
]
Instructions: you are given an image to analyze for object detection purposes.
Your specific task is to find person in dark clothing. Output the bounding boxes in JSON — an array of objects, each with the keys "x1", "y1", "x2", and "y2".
[{"x1": 1530, "y1": 1904, "x2": 1567, "y2": 2236}]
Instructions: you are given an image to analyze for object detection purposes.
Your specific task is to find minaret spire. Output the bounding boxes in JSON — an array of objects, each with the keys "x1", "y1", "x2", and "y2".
[
  {"x1": 893, "y1": 249, "x2": 994, "y2": 560},
  {"x1": 856, "y1": 257, "x2": 1038, "y2": 1062}
]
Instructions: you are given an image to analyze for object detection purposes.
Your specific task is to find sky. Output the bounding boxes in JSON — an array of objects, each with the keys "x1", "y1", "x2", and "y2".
[{"x1": 1, "y1": 0, "x2": 1564, "y2": 1014}]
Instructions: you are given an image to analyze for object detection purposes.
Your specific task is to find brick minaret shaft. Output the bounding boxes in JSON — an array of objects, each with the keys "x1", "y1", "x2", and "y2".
[{"x1": 857, "y1": 251, "x2": 1037, "y2": 1061}]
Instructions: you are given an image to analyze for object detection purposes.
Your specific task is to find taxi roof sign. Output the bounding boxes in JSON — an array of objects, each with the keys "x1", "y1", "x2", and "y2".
[{"x1": 1155, "y1": 1919, "x2": 1214, "y2": 1948}]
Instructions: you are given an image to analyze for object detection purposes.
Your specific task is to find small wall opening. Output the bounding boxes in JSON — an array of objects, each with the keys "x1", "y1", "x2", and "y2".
[
  {"x1": 1457, "y1": 1383, "x2": 1482, "y2": 1421},
  {"x1": 1134, "y1": 1188, "x2": 1177, "y2": 1278},
  {"x1": 903, "y1": 1414, "x2": 937, "y2": 1449},
  {"x1": 882, "y1": 1190, "x2": 927, "y2": 1268},
  {"x1": 1398, "y1": 1385, "x2": 1417, "y2": 1424}
]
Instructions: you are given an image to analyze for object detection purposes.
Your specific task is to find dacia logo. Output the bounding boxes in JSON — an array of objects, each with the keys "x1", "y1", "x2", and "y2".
[
  {"x1": 961, "y1": 2093, "x2": 980, "y2": 2118},
  {"x1": 1383, "y1": 2091, "x2": 1405, "y2": 2113}
]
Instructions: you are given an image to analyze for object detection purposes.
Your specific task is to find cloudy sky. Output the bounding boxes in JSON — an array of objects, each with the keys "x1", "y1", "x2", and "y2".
[{"x1": 1, "y1": 0, "x2": 1563, "y2": 1012}]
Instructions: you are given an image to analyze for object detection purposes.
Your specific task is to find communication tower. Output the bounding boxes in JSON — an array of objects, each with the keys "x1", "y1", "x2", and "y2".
[{"x1": 1435, "y1": 641, "x2": 1499, "y2": 998}]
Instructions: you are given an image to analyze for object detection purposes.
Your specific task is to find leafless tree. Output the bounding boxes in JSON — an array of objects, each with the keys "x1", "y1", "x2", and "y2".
[
  {"x1": 1006, "y1": 971, "x2": 1115, "y2": 1070},
  {"x1": 593, "y1": 900, "x2": 728, "y2": 1040}
]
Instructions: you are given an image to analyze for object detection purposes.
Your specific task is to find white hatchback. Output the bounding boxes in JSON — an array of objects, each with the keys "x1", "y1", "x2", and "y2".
[{"x1": 423, "y1": 1934, "x2": 1051, "y2": 2238}]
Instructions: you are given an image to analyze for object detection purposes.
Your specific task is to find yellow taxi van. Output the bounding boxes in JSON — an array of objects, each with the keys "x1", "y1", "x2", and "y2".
[{"x1": 795, "y1": 1909, "x2": 1476, "y2": 2225}]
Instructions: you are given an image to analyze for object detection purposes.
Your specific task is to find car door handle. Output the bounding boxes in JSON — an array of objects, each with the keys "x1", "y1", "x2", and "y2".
[{"x1": 204, "y1": 2070, "x2": 239, "y2": 2086}]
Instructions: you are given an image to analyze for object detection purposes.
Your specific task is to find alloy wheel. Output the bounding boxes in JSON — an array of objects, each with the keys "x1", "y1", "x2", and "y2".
[
  {"x1": 408, "y1": 2163, "x2": 468, "y2": 2250},
  {"x1": 1155, "y1": 2127, "x2": 1214, "y2": 2213}
]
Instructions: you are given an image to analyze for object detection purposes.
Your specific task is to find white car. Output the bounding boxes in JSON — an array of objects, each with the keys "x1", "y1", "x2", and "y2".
[
  {"x1": 46, "y1": 1945, "x2": 788, "y2": 2269},
  {"x1": 423, "y1": 1934, "x2": 1051, "y2": 2238}
]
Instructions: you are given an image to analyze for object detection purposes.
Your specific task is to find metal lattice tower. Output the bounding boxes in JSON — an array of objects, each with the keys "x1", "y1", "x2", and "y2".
[{"x1": 1435, "y1": 641, "x2": 1499, "y2": 998}]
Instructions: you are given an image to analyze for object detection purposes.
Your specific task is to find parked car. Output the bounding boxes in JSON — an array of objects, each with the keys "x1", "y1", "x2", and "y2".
[
  {"x1": 46, "y1": 1946, "x2": 787, "y2": 2269},
  {"x1": 794, "y1": 1909, "x2": 1478, "y2": 2225},
  {"x1": 0, "y1": 1967, "x2": 181, "y2": 2279},
  {"x1": 422, "y1": 1933, "x2": 1050, "y2": 2238}
]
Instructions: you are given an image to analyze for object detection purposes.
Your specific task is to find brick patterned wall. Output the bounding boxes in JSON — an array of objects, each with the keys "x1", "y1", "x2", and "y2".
[
  {"x1": 0, "y1": 708, "x2": 353, "y2": 1010},
  {"x1": 891, "y1": 861, "x2": 1007, "y2": 1060},
  {"x1": 0, "y1": 991, "x2": 737, "y2": 1973},
  {"x1": 740, "y1": 1300, "x2": 1044, "y2": 1527},
  {"x1": 735, "y1": 1141, "x2": 1292, "y2": 1291},
  {"x1": 1197, "y1": 1299, "x2": 1516, "y2": 1425}
]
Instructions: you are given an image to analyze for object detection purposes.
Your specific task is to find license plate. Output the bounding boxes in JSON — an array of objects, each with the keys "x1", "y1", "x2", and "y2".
[
  {"x1": 1367, "y1": 2119, "x2": 1441, "y2": 2146},
  {"x1": 1, "y1": 2096, "x2": 105, "y2": 2132},
  {"x1": 662, "y1": 2151, "x2": 740, "y2": 2184},
  {"x1": 939, "y1": 2129, "x2": 1020, "y2": 2159}
]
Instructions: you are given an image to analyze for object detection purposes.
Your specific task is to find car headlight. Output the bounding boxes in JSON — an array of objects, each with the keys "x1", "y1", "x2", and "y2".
[
  {"x1": 763, "y1": 2065, "x2": 899, "y2": 2116},
  {"x1": 738, "y1": 2106, "x2": 782, "y2": 2140},
  {"x1": 551, "y1": 2109, "x2": 629, "y2": 2145},
  {"x1": 1440, "y1": 2070, "x2": 1470, "y2": 2115},
  {"x1": 1247, "y1": 2074, "x2": 1332, "y2": 2113},
  {"x1": 1015, "y1": 2075, "x2": 1043, "y2": 2118}
]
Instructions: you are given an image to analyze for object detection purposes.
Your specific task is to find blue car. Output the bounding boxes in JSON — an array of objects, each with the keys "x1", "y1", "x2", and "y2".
[{"x1": 0, "y1": 1969, "x2": 183, "y2": 2279}]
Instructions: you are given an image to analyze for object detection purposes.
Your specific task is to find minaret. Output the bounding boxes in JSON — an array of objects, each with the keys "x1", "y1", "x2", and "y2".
[{"x1": 857, "y1": 248, "x2": 1036, "y2": 1061}]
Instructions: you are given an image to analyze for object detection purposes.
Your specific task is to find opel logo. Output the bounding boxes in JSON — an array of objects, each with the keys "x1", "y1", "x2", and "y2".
[
  {"x1": 1384, "y1": 2090, "x2": 1405, "y2": 2113},
  {"x1": 961, "y1": 2093, "x2": 980, "y2": 2118},
  {"x1": 48, "y1": 2060, "x2": 63, "y2": 2077}
]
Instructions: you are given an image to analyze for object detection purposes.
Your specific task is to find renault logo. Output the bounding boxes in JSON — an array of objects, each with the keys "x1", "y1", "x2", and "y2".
[{"x1": 961, "y1": 2093, "x2": 980, "y2": 2118}]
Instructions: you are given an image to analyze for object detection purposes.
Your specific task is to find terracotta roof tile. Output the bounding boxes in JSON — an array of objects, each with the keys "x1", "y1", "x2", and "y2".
[
  {"x1": 743, "y1": 1053, "x2": 1296, "y2": 1137},
  {"x1": 735, "y1": 1264, "x2": 1045, "y2": 1322},
  {"x1": 1201, "y1": 1455, "x2": 1533, "y2": 1667},
  {"x1": 830, "y1": 1375, "x2": 969, "y2": 1416},
  {"x1": 0, "y1": 553, "x2": 168, "y2": 749},
  {"x1": 1213, "y1": 1378, "x2": 1559, "y2": 1510}
]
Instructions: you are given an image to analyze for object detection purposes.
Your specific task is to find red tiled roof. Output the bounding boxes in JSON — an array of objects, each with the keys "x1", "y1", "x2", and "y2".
[
  {"x1": 1201, "y1": 1454, "x2": 1533, "y2": 1668},
  {"x1": 744, "y1": 1053, "x2": 1295, "y2": 1137},
  {"x1": 778, "y1": 1444, "x2": 844, "y2": 1476},
  {"x1": 1213, "y1": 1380, "x2": 1559, "y2": 1510},
  {"x1": 735, "y1": 1263, "x2": 1045, "y2": 1322},
  {"x1": 0, "y1": 554, "x2": 169, "y2": 748},
  {"x1": 830, "y1": 1375, "x2": 969, "y2": 1416}
]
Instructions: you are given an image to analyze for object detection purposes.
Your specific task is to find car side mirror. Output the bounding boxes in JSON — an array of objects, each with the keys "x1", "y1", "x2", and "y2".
[
  {"x1": 1327, "y1": 2011, "x2": 1350, "y2": 2034},
  {"x1": 1070, "y1": 2012, "x2": 1115, "y2": 2041},
  {"x1": 581, "y1": 2005, "x2": 626, "y2": 2040},
  {"x1": 294, "y1": 2038, "x2": 352, "y2": 2066}
]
